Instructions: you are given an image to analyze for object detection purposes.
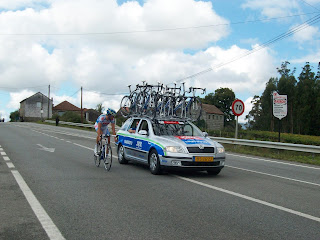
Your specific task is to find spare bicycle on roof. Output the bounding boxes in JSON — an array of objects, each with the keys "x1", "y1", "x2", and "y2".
[{"x1": 120, "y1": 82, "x2": 206, "y2": 122}]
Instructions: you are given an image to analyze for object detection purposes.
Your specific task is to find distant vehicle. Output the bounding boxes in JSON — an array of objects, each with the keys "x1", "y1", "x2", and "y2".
[{"x1": 116, "y1": 117, "x2": 225, "y2": 175}]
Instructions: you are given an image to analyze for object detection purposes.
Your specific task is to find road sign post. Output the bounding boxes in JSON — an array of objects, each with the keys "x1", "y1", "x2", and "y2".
[
  {"x1": 272, "y1": 92, "x2": 287, "y2": 142},
  {"x1": 232, "y1": 99, "x2": 245, "y2": 139}
]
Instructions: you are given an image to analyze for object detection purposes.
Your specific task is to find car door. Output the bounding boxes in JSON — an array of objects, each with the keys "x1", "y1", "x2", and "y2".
[
  {"x1": 124, "y1": 118, "x2": 140, "y2": 159},
  {"x1": 135, "y1": 119, "x2": 150, "y2": 162}
]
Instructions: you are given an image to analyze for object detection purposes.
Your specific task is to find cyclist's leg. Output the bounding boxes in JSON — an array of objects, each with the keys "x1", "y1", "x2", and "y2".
[
  {"x1": 104, "y1": 128, "x2": 111, "y2": 155},
  {"x1": 94, "y1": 123, "x2": 102, "y2": 155}
]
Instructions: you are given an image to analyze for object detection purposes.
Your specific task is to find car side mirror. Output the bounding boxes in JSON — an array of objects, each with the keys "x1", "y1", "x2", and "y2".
[
  {"x1": 203, "y1": 132, "x2": 208, "y2": 138},
  {"x1": 138, "y1": 130, "x2": 148, "y2": 136}
]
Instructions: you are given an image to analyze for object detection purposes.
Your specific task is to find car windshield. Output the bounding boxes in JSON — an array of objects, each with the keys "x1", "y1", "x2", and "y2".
[{"x1": 152, "y1": 121, "x2": 203, "y2": 137}]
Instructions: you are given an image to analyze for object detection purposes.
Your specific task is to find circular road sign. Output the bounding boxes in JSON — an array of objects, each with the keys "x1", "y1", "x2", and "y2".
[{"x1": 232, "y1": 99, "x2": 245, "y2": 116}]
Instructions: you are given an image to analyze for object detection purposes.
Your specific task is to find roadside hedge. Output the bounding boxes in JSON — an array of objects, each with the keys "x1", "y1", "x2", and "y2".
[{"x1": 208, "y1": 130, "x2": 320, "y2": 146}]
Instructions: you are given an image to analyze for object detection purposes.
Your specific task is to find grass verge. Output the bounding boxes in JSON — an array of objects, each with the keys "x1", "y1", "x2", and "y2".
[{"x1": 224, "y1": 144, "x2": 320, "y2": 166}]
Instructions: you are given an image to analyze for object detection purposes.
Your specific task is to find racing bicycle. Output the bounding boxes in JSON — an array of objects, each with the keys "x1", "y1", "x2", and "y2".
[{"x1": 94, "y1": 134, "x2": 112, "y2": 171}]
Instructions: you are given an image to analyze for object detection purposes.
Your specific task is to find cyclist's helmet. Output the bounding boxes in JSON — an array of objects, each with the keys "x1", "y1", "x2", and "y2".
[{"x1": 106, "y1": 108, "x2": 116, "y2": 117}]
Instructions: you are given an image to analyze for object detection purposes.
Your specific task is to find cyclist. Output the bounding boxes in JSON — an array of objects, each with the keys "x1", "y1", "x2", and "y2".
[{"x1": 94, "y1": 108, "x2": 117, "y2": 156}]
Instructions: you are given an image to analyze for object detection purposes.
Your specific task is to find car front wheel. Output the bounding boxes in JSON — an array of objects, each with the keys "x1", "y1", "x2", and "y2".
[
  {"x1": 149, "y1": 149, "x2": 161, "y2": 175},
  {"x1": 118, "y1": 144, "x2": 128, "y2": 164}
]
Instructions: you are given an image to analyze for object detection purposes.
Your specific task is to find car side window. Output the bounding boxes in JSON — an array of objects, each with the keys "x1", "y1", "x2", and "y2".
[
  {"x1": 121, "y1": 118, "x2": 132, "y2": 131},
  {"x1": 128, "y1": 119, "x2": 140, "y2": 133},
  {"x1": 138, "y1": 120, "x2": 149, "y2": 133}
]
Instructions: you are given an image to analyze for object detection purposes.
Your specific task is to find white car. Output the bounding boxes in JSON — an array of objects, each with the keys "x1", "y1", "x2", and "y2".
[{"x1": 116, "y1": 117, "x2": 225, "y2": 175}]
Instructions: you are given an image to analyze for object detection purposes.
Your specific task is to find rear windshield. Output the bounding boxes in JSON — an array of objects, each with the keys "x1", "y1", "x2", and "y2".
[{"x1": 152, "y1": 121, "x2": 203, "y2": 137}]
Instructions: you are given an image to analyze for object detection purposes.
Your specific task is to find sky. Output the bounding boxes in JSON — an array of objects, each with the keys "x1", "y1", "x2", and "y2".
[{"x1": 0, "y1": 0, "x2": 319, "y2": 123}]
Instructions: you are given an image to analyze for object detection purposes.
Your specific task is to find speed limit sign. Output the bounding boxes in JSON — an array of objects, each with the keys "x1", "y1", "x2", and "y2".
[{"x1": 232, "y1": 99, "x2": 245, "y2": 116}]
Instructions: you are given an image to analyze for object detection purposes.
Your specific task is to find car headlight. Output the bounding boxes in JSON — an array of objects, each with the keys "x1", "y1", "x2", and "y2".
[
  {"x1": 165, "y1": 146, "x2": 186, "y2": 153},
  {"x1": 217, "y1": 147, "x2": 225, "y2": 154}
]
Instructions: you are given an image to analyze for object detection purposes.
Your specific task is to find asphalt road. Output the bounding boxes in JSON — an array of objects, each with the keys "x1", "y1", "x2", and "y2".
[{"x1": 1, "y1": 122, "x2": 319, "y2": 240}]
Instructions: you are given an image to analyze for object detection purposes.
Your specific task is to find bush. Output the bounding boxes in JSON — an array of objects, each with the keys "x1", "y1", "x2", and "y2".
[
  {"x1": 60, "y1": 112, "x2": 87, "y2": 123},
  {"x1": 209, "y1": 129, "x2": 320, "y2": 146}
]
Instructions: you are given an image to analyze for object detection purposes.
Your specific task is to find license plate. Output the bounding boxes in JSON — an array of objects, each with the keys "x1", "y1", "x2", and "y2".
[{"x1": 194, "y1": 156, "x2": 214, "y2": 162}]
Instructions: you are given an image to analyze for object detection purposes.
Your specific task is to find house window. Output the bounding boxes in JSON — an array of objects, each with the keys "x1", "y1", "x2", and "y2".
[
  {"x1": 208, "y1": 115, "x2": 210, "y2": 120},
  {"x1": 36, "y1": 102, "x2": 41, "y2": 108}
]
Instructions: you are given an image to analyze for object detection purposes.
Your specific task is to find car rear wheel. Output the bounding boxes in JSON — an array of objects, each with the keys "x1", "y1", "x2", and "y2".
[
  {"x1": 149, "y1": 149, "x2": 161, "y2": 175},
  {"x1": 118, "y1": 144, "x2": 128, "y2": 164}
]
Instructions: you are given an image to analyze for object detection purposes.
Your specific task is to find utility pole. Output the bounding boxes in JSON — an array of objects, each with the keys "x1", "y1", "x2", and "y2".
[
  {"x1": 47, "y1": 85, "x2": 50, "y2": 119},
  {"x1": 81, "y1": 87, "x2": 83, "y2": 123}
]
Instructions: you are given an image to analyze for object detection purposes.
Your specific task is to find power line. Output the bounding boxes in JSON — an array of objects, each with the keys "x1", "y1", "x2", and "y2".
[
  {"x1": 69, "y1": 88, "x2": 81, "y2": 97},
  {"x1": 0, "y1": 12, "x2": 318, "y2": 36},
  {"x1": 299, "y1": 0, "x2": 320, "y2": 11},
  {"x1": 175, "y1": 14, "x2": 320, "y2": 83}
]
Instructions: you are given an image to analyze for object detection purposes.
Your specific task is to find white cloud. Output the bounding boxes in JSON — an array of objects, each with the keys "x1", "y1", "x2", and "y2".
[
  {"x1": 238, "y1": 96, "x2": 254, "y2": 123},
  {"x1": 291, "y1": 24, "x2": 319, "y2": 43},
  {"x1": 0, "y1": 0, "x2": 230, "y2": 93},
  {"x1": 242, "y1": 0, "x2": 300, "y2": 18},
  {"x1": 7, "y1": 90, "x2": 35, "y2": 109},
  {"x1": 290, "y1": 50, "x2": 320, "y2": 64},
  {"x1": 0, "y1": 0, "x2": 51, "y2": 10},
  {"x1": 204, "y1": 44, "x2": 276, "y2": 94}
]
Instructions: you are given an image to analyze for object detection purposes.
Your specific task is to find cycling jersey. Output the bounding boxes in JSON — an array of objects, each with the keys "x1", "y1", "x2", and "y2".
[{"x1": 94, "y1": 114, "x2": 115, "y2": 136}]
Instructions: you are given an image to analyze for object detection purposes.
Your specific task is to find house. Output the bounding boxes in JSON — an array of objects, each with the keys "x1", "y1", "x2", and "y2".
[
  {"x1": 201, "y1": 103, "x2": 224, "y2": 130},
  {"x1": 52, "y1": 101, "x2": 81, "y2": 116},
  {"x1": 20, "y1": 92, "x2": 52, "y2": 121},
  {"x1": 53, "y1": 100, "x2": 100, "y2": 122}
]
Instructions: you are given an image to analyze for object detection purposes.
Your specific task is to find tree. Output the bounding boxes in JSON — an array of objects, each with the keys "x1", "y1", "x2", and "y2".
[
  {"x1": 202, "y1": 88, "x2": 235, "y2": 127},
  {"x1": 95, "y1": 103, "x2": 105, "y2": 114},
  {"x1": 202, "y1": 93, "x2": 214, "y2": 104},
  {"x1": 260, "y1": 77, "x2": 278, "y2": 131},
  {"x1": 245, "y1": 95, "x2": 261, "y2": 129},
  {"x1": 296, "y1": 62, "x2": 316, "y2": 135},
  {"x1": 10, "y1": 110, "x2": 20, "y2": 122},
  {"x1": 277, "y1": 61, "x2": 297, "y2": 133}
]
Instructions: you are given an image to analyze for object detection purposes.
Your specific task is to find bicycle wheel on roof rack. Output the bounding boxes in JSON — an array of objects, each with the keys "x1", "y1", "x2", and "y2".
[
  {"x1": 186, "y1": 97, "x2": 202, "y2": 121},
  {"x1": 143, "y1": 91, "x2": 157, "y2": 117},
  {"x1": 120, "y1": 96, "x2": 132, "y2": 117},
  {"x1": 173, "y1": 97, "x2": 184, "y2": 118},
  {"x1": 135, "y1": 92, "x2": 146, "y2": 116}
]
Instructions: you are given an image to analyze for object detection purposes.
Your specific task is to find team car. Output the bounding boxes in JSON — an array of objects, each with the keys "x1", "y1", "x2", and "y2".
[{"x1": 116, "y1": 117, "x2": 226, "y2": 175}]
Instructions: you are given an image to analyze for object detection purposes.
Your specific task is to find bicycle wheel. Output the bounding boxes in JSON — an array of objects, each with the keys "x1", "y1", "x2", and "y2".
[
  {"x1": 186, "y1": 97, "x2": 202, "y2": 121},
  {"x1": 104, "y1": 144, "x2": 112, "y2": 171},
  {"x1": 135, "y1": 92, "x2": 146, "y2": 115},
  {"x1": 120, "y1": 96, "x2": 132, "y2": 117}
]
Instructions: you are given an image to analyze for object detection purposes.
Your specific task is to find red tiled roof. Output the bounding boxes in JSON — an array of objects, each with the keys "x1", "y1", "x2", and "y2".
[
  {"x1": 202, "y1": 103, "x2": 224, "y2": 115},
  {"x1": 53, "y1": 101, "x2": 81, "y2": 111}
]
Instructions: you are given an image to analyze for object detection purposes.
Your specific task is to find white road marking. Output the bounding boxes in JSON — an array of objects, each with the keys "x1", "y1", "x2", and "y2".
[
  {"x1": 6, "y1": 162, "x2": 15, "y2": 168},
  {"x1": 0, "y1": 148, "x2": 3, "y2": 151},
  {"x1": 11, "y1": 170, "x2": 65, "y2": 240},
  {"x1": 3, "y1": 156, "x2": 10, "y2": 161},
  {"x1": 73, "y1": 143, "x2": 94, "y2": 151},
  {"x1": 37, "y1": 144, "x2": 55, "y2": 153},
  {"x1": 176, "y1": 175, "x2": 320, "y2": 223},
  {"x1": 227, "y1": 153, "x2": 320, "y2": 170},
  {"x1": 226, "y1": 165, "x2": 320, "y2": 187},
  {"x1": 1, "y1": 151, "x2": 6, "y2": 155},
  {"x1": 72, "y1": 142, "x2": 118, "y2": 159}
]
